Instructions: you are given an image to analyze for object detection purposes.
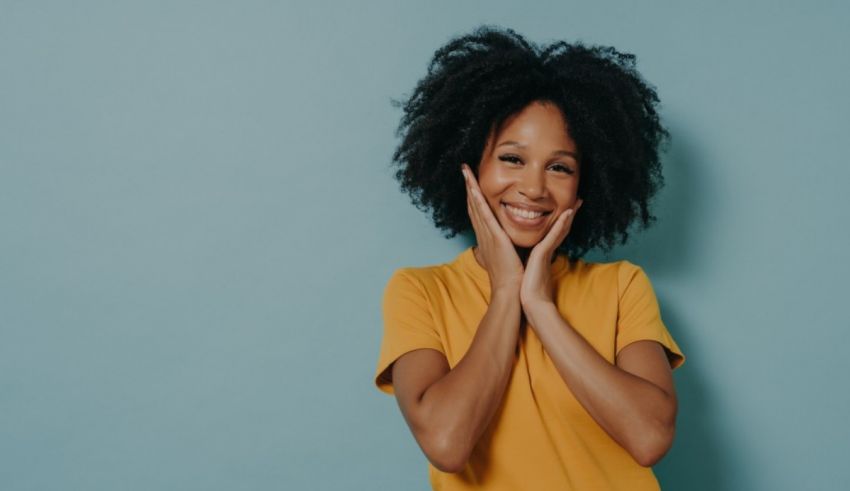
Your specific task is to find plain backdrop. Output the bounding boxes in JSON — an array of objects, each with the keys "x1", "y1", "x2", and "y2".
[{"x1": 2, "y1": 1, "x2": 848, "y2": 490}]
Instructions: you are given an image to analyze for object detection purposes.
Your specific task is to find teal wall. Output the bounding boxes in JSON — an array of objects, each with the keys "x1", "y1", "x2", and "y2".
[{"x1": 2, "y1": 1, "x2": 848, "y2": 489}]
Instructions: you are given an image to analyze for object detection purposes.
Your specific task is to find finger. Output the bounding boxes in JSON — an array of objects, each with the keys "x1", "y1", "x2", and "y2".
[
  {"x1": 464, "y1": 164, "x2": 485, "y2": 197},
  {"x1": 531, "y1": 199, "x2": 582, "y2": 262},
  {"x1": 464, "y1": 164, "x2": 490, "y2": 206},
  {"x1": 464, "y1": 166, "x2": 490, "y2": 243},
  {"x1": 467, "y1": 186, "x2": 486, "y2": 240},
  {"x1": 464, "y1": 169, "x2": 479, "y2": 233},
  {"x1": 464, "y1": 165, "x2": 496, "y2": 241},
  {"x1": 554, "y1": 202, "x2": 582, "y2": 245},
  {"x1": 538, "y1": 208, "x2": 573, "y2": 252},
  {"x1": 554, "y1": 208, "x2": 576, "y2": 245},
  {"x1": 463, "y1": 165, "x2": 510, "y2": 240},
  {"x1": 471, "y1": 186, "x2": 510, "y2": 242}
]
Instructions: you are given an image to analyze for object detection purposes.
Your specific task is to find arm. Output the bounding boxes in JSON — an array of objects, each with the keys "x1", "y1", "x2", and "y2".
[
  {"x1": 523, "y1": 301, "x2": 677, "y2": 467},
  {"x1": 391, "y1": 289, "x2": 521, "y2": 473}
]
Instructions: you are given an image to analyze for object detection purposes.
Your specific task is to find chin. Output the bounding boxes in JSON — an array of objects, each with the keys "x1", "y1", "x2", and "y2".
[{"x1": 507, "y1": 232, "x2": 544, "y2": 249}]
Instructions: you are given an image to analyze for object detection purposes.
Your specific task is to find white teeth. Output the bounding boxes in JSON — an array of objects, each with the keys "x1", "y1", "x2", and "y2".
[{"x1": 504, "y1": 203, "x2": 546, "y2": 219}]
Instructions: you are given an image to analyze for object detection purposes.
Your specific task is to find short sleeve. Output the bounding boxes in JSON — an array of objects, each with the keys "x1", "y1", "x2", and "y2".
[
  {"x1": 616, "y1": 263, "x2": 685, "y2": 370},
  {"x1": 374, "y1": 269, "x2": 446, "y2": 395}
]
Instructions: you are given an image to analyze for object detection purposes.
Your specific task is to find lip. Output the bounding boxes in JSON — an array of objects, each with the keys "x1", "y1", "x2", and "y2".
[{"x1": 501, "y1": 202, "x2": 548, "y2": 229}]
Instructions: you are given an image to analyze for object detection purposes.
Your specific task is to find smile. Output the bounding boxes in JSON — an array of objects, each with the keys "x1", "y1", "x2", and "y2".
[{"x1": 501, "y1": 203, "x2": 550, "y2": 227}]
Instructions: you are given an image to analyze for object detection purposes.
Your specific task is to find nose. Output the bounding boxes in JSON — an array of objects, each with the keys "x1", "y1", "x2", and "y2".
[{"x1": 517, "y1": 166, "x2": 547, "y2": 200}]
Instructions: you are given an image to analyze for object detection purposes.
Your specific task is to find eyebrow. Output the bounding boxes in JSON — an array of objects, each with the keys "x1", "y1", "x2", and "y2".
[{"x1": 496, "y1": 140, "x2": 579, "y2": 160}]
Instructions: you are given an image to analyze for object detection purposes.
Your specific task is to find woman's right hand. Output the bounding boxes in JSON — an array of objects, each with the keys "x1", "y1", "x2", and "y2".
[{"x1": 462, "y1": 163, "x2": 524, "y2": 295}]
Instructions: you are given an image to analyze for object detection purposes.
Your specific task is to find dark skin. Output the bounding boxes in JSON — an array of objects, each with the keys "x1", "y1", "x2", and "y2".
[
  {"x1": 391, "y1": 101, "x2": 678, "y2": 471},
  {"x1": 466, "y1": 101, "x2": 582, "y2": 305}
]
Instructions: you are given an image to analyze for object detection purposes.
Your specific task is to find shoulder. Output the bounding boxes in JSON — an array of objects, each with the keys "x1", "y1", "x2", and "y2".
[
  {"x1": 387, "y1": 264, "x2": 446, "y2": 284},
  {"x1": 384, "y1": 259, "x2": 457, "y2": 295},
  {"x1": 613, "y1": 260, "x2": 657, "y2": 299},
  {"x1": 386, "y1": 252, "x2": 467, "y2": 286}
]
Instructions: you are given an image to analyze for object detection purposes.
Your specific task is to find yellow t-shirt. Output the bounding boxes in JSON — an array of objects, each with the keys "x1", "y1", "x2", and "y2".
[{"x1": 374, "y1": 246, "x2": 685, "y2": 490}]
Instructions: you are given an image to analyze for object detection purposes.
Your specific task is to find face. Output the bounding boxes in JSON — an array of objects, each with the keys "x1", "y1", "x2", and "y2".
[{"x1": 476, "y1": 100, "x2": 581, "y2": 249}]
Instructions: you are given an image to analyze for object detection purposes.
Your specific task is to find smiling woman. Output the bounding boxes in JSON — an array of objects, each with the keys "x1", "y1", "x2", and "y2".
[
  {"x1": 474, "y1": 101, "x2": 580, "y2": 252},
  {"x1": 374, "y1": 25, "x2": 685, "y2": 491}
]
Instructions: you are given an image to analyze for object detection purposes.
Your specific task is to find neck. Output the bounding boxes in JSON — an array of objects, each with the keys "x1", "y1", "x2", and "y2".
[{"x1": 516, "y1": 246, "x2": 532, "y2": 265}]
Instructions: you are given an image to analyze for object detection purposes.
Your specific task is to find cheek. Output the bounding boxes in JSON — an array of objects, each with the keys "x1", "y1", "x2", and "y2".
[
  {"x1": 556, "y1": 182, "x2": 580, "y2": 205},
  {"x1": 477, "y1": 166, "x2": 510, "y2": 198}
]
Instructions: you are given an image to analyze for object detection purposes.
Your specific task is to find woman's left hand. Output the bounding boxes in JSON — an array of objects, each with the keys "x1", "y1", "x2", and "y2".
[{"x1": 520, "y1": 199, "x2": 583, "y2": 309}]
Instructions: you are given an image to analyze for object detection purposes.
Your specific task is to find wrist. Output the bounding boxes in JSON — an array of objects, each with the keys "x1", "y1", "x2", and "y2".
[
  {"x1": 491, "y1": 285, "x2": 521, "y2": 303},
  {"x1": 521, "y1": 298, "x2": 556, "y2": 323}
]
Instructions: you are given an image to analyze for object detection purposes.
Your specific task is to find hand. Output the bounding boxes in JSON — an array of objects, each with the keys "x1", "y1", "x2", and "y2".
[
  {"x1": 520, "y1": 199, "x2": 583, "y2": 309},
  {"x1": 462, "y1": 163, "x2": 524, "y2": 294}
]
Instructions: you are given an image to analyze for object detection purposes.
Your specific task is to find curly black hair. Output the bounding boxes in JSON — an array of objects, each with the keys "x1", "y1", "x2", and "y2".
[{"x1": 390, "y1": 25, "x2": 670, "y2": 260}]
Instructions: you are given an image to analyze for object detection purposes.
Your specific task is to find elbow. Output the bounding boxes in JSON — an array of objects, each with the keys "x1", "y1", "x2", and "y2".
[
  {"x1": 632, "y1": 392, "x2": 678, "y2": 467},
  {"x1": 422, "y1": 430, "x2": 471, "y2": 474},
  {"x1": 430, "y1": 453, "x2": 468, "y2": 474},
  {"x1": 632, "y1": 417, "x2": 676, "y2": 468},
  {"x1": 633, "y1": 440, "x2": 670, "y2": 468},
  {"x1": 408, "y1": 396, "x2": 471, "y2": 474}
]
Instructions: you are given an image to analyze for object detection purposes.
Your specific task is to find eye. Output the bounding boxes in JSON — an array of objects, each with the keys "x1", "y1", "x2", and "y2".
[
  {"x1": 498, "y1": 154, "x2": 576, "y2": 175},
  {"x1": 498, "y1": 154, "x2": 522, "y2": 165},
  {"x1": 550, "y1": 163, "x2": 575, "y2": 175}
]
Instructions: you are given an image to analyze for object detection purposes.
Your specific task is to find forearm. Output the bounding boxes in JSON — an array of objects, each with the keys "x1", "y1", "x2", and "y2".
[
  {"x1": 524, "y1": 301, "x2": 675, "y2": 466},
  {"x1": 419, "y1": 289, "x2": 521, "y2": 469}
]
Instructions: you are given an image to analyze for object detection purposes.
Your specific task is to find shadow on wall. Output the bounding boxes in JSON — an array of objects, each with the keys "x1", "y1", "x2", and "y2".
[
  {"x1": 653, "y1": 306, "x2": 731, "y2": 490},
  {"x1": 603, "y1": 122, "x2": 741, "y2": 490}
]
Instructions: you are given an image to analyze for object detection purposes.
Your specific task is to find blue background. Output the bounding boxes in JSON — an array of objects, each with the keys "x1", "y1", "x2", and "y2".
[{"x1": 2, "y1": 1, "x2": 848, "y2": 489}]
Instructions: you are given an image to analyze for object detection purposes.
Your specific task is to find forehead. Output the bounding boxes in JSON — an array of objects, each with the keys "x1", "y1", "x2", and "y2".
[{"x1": 489, "y1": 102, "x2": 577, "y2": 151}]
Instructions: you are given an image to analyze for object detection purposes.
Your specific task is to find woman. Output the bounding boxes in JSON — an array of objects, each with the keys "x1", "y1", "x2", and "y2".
[{"x1": 374, "y1": 25, "x2": 685, "y2": 491}]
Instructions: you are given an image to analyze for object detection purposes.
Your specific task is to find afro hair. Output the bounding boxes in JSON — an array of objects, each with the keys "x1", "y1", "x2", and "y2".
[{"x1": 390, "y1": 25, "x2": 670, "y2": 259}]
